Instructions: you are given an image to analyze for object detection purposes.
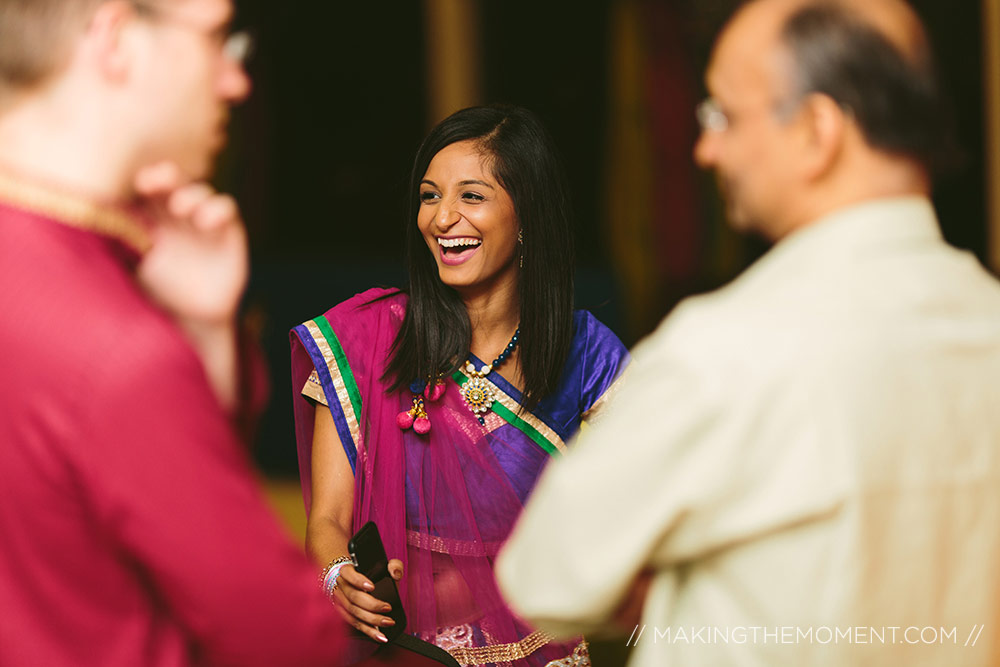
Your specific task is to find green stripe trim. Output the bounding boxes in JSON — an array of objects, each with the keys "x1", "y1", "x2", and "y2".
[
  {"x1": 314, "y1": 316, "x2": 363, "y2": 421},
  {"x1": 452, "y1": 371, "x2": 560, "y2": 458}
]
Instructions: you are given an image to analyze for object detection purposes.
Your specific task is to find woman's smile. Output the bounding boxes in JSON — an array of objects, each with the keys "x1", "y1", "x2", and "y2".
[
  {"x1": 417, "y1": 140, "x2": 519, "y2": 294},
  {"x1": 437, "y1": 236, "x2": 483, "y2": 265}
]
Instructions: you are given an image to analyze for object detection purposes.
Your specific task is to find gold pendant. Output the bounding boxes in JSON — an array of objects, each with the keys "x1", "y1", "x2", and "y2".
[{"x1": 460, "y1": 375, "x2": 495, "y2": 415}]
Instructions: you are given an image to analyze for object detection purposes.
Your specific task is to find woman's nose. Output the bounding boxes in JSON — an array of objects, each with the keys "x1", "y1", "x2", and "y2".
[{"x1": 435, "y1": 202, "x2": 460, "y2": 230}]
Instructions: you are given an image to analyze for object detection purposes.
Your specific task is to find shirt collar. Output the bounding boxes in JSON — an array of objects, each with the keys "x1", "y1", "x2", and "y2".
[{"x1": 0, "y1": 169, "x2": 152, "y2": 254}]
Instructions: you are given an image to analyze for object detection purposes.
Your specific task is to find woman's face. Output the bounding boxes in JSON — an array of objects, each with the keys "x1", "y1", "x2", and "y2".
[{"x1": 417, "y1": 140, "x2": 520, "y2": 298}]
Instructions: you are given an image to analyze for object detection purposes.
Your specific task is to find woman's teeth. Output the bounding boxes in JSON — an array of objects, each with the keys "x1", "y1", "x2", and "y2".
[{"x1": 437, "y1": 237, "x2": 482, "y2": 249}]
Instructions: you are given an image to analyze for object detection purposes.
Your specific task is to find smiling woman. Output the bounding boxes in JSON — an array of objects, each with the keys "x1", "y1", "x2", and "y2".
[
  {"x1": 289, "y1": 104, "x2": 629, "y2": 666},
  {"x1": 417, "y1": 140, "x2": 520, "y2": 307},
  {"x1": 389, "y1": 105, "x2": 589, "y2": 413}
]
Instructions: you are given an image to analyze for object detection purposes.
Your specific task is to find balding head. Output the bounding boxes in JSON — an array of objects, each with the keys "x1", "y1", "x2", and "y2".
[
  {"x1": 726, "y1": 0, "x2": 925, "y2": 56},
  {"x1": 695, "y1": 0, "x2": 947, "y2": 240},
  {"x1": 774, "y1": 0, "x2": 949, "y2": 172},
  {"x1": 832, "y1": 0, "x2": 926, "y2": 58}
]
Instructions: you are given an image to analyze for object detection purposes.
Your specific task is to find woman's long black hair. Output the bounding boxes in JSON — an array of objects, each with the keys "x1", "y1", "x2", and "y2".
[{"x1": 383, "y1": 104, "x2": 575, "y2": 412}]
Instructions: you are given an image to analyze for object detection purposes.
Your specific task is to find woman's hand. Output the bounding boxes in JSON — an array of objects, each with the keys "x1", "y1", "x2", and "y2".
[{"x1": 330, "y1": 559, "x2": 405, "y2": 643}]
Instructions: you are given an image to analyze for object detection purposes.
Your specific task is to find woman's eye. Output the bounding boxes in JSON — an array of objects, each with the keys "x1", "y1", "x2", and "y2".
[
  {"x1": 419, "y1": 192, "x2": 439, "y2": 202},
  {"x1": 462, "y1": 192, "x2": 485, "y2": 202}
]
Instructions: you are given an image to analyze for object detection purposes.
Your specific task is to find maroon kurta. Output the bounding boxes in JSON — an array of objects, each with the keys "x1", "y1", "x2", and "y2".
[{"x1": 0, "y1": 200, "x2": 346, "y2": 666}]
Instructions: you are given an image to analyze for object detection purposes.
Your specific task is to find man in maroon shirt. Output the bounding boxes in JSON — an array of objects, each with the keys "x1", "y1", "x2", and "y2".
[{"x1": 0, "y1": 1, "x2": 351, "y2": 664}]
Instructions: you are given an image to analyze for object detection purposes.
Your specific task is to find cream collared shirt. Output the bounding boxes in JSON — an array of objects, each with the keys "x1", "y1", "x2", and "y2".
[{"x1": 497, "y1": 198, "x2": 1000, "y2": 666}]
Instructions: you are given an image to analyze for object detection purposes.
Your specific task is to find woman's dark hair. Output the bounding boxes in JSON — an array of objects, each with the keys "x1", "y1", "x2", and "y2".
[
  {"x1": 779, "y1": 2, "x2": 956, "y2": 175},
  {"x1": 383, "y1": 104, "x2": 575, "y2": 412}
]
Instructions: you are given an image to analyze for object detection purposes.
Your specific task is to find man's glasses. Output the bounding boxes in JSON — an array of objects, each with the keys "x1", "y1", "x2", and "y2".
[
  {"x1": 131, "y1": 1, "x2": 255, "y2": 65},
  {"x1": 695, "y1": 97, "x2": 729, "y2": 133}
]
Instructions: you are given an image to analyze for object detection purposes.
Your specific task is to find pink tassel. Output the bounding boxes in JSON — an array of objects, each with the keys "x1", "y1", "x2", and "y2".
[
  {"x1": 396, "y1": 411, "x2": 414, "y2": 430},
  {"x1": 424, "y1": 382, "x2": 446, "y2": 402},
  {"x1": 413, "y1": 417, "x2": 431, "y2": 434}
]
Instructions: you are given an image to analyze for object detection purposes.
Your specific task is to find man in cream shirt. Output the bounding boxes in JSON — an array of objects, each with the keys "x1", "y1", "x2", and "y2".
[{"x1": 497, "y1": 0, "x2": 1000, "y2": 665}]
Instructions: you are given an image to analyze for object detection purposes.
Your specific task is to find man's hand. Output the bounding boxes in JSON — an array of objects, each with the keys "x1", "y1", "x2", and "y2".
[
  {"x1": 134, "y1": 161, "x2": 248, "y2": 326},
  {"x1": 133, "y1": 162, "x2": 248, "y2": 410}
]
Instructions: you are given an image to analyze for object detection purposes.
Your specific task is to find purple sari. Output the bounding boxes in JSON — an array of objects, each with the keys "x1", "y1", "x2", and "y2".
[{"x1": 291, "y1": 288, "x2": 628, "y2": 666}]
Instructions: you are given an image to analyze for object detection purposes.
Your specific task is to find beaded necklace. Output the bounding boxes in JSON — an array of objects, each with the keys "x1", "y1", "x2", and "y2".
[{"x1": 460, "y1": 327, "x2": 520, "y2": 425}]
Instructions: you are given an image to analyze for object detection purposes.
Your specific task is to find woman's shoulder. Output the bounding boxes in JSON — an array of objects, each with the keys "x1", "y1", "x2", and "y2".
[
  {"x1": 568, "y1": 309, "x2": 630, "y2": 388},
  {"x1": 304, "y1": 287, "x2": 408, "y2": 328},
  {"x1": 572, "y1": 309, "x2": 627, "y2": 358},
  {"x1": 537, "y1": 310, "x2": 629, "y2": 434},
  {"x1": 291, "y1": 287, "x2": 406, "y2": 384}
]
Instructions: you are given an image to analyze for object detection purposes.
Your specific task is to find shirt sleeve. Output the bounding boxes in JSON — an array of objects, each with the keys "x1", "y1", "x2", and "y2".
[
  {"x1": 81, "y1": 337, "x2": 346, "y2": 667},
  {"x1": 495, "y1": 311, "x2": 844, "y2": 637}
]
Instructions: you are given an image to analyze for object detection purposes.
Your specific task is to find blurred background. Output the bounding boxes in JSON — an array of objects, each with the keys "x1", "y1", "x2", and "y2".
[{"x1": 218, "y1": 0, "x2": 997, "y2": 516}]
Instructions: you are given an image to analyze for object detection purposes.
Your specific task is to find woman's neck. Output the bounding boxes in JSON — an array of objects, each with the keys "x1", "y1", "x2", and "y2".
[{"x1": 461, "y1": 281, "x2": 520, "y2": 361}]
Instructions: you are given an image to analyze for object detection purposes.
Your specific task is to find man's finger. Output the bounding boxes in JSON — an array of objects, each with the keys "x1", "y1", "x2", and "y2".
[
  {"x1": 190, "y1": 194, "x2": 240, "y2": 233},
  {"x1": 133, "y1": 161, "x2": 185, "y2": 197},
  {"x1": 167, "y1": 183, "x2": 215, "y2": 220}
]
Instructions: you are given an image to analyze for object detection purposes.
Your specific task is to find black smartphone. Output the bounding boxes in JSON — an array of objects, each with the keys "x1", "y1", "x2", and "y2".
[{"x1": 348, "y1": 521, "x2": 407, "y2": 642}]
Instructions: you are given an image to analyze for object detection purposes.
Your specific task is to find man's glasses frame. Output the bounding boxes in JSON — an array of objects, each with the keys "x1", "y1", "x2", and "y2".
[
  {"x1": 130, "y1": 0, "x2": 254, "y2": 65},
  {"x1": 695, "y1": 97, "x2": 729, "y2": 133}
]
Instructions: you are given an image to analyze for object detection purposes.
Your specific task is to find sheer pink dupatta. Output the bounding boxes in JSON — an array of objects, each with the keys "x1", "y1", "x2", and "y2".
[
  {"x1": 290, "y1": 290, "x2": 410, "y2": 606},
  {"x1": 291, "y1": 289, "x2": 585, "y2": 665}
]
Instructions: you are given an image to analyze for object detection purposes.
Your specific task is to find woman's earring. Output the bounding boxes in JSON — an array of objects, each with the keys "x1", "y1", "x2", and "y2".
[{"x1": 518, "y1": 229, "x2": 524, "y2": 268}]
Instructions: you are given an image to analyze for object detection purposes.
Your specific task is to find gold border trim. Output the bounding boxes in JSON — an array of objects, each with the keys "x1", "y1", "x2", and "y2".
[
  {"x1": 544, "y1": 639, "x2": 591, "y2": 667},
  {"x1": 465, "y1": 372, "x2": 566, "y2": 454},
  {"x1": 447, "y1": 630, "x2": 553, "y2": 665},
  {"x1": 302, "y1": 370, "x2": 327, "y2": 405},
  {"x1": 406, "y1": 530, "x2": 502, "y2": 557},
  {"x1": 0, "y1": 171, "x2": 151, "y2": 254},
  {"x1": 492, "y1": 386, "x2": 566, "y2": 454},
  {"x1": 303, "y1": 319, "x2": 362, "y2": 448}
]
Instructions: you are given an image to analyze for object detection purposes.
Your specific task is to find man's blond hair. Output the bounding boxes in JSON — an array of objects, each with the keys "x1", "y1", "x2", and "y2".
[{"x1": 0, "y1": 0, "x2": 104, "y2": 98}]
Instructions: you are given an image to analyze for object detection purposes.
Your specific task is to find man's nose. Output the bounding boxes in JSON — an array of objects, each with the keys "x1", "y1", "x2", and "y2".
[
  {"x1": 218, "y1": 60, "x2": 252, "y2": 103},
  {"x1": 693, "y1": 130, "x2": 718, "y2": 168}
]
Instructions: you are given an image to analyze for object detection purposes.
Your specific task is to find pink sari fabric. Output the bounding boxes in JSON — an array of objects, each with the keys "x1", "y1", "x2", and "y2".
[{"x1": 291, "y1": 288, "x2": 628, "y2": 666}]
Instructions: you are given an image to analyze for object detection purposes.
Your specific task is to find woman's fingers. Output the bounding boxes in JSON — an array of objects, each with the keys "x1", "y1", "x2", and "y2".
[
  {"x1": 332, "y1": 566, "x2": 395, "y2": 643},
  {"x1": 337, "y1": 564, "x2": 374, "y2": 592},
  {"x1": 387, "y1": 558, "x2": 404, "y2": 581},
  {"x1": 331, "y1": 590, "x2": 390, "y2": 643},
  {"x1": 341, "y1": 594, "x2": 395, "y2": 628},
  {"x1": 340, "y1": 585, "x2": 394, "y2": 618}
]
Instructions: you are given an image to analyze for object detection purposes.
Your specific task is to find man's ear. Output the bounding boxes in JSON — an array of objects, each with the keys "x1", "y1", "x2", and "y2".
[
  {"x1": 796, "y1": 92, "x2": 849, "y2": 182},
  {"x1": 83, "y1": 0, "x2": 137, "y2": 83}
]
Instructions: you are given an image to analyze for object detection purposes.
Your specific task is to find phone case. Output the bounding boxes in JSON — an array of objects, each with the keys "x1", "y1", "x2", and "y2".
[{"x1": 349, "y1": 521, "x2": 407, "y2": 642}]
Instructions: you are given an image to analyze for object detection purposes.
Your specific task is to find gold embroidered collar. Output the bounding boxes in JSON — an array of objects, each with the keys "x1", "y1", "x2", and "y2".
[{"x1": 0, "y1": 170, "x2": 151, "y2": 254}]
